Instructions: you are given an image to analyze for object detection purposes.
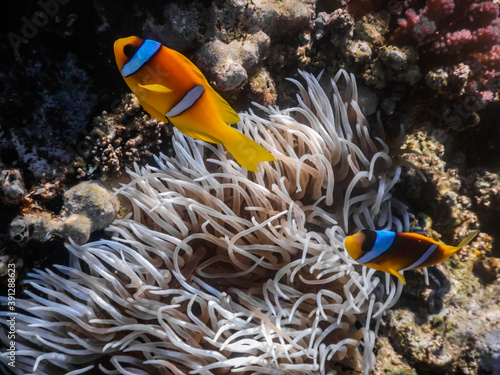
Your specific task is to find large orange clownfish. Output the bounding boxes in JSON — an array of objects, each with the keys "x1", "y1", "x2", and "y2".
[
  {"x1": 113, "y1": 36, "x2": 276, "y2": 172},
  {"x1": 344, "y1": 229, "x2": 479, "y2": 284}
]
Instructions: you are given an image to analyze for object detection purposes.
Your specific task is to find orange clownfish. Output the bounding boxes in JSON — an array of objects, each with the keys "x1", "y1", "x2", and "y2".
[
  {"x1": 344, "y1": 229, "x2": 479, "y2": 284},
  {"x1": 113, "y1": 36, "x2": 276, "y2": 172}
]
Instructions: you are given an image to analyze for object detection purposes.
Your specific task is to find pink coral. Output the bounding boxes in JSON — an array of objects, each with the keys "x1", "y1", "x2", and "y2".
[
  {"x1": 467, "y1": 2, "x2": 500, "y2": 28},
  {"x1": 393, "y1": 1, "x2": 500, "y2": 49},
  {"x1": 389, "y1": 0, "x2": 500, "y2": 106},
  {"x1": 432, "y1": 30, "x2": 473, "y2": 55},
  {"x1": 401, "y1": 10, "x2": 437, "y2": 41},
  {"x1": 475, "y1": 44, "x2": 500, "y2": 70}
]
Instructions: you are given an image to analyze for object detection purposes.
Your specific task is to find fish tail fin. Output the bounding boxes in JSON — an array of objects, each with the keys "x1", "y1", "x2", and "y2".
[
  {"x1": 389, "y1": 268, "x2": 407, "y2": 285},
  {"x1": 451, "y1": 230, "x2": 479, "y2": 254},
  {"x1": 221, "y1": 127, "x2": 276, "y2": 172}
]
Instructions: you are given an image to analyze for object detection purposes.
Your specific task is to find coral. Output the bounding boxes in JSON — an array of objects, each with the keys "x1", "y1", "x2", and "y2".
[
  {"x1": 61, "y1": 181, "x2": 120, "y2": 235},
  {"x1": 373, "y1": 122, "x2": 499, "y2": 373},
  {"x1": 472, "y1": 170, "x2": 500, "y2": 212},
  {"x1": 81, "y1": 94, "x2": 173, "y2": 180},
  {"x1": 390, "y1": 0, "x2": 500, "y2": 106},
  {"x1": 195, "y1": 31, "x2": 271, "y2": 93},
  {"x1": 380, "y1": 264, "x2": 500, "y2": 375},
  {"x1": 141, "y1": 0, "x2": 315, "y2": 105},
  {"x1": 473, "y1": 256, "x2": 499, "y2": 284},
  {"x1": 0, "y1": 170, "x2": 26, "y2": 205},
  {"x1": 400, "y1": 127, "x2": 480, "y2": 240},
  {"x1": 253, "y1": 0, "x2": 314, "y2": 36},
  {"x1": 346, "y1": 40, "x2": 373, "y2": 64},
  {"x1": 9, "y1": 181, "x2": 121, "y2": 245},
  {"x1": 215, "y1": 0, "x2": 314, "y2": 39},
  {"x1": 379, "y1": 45, "x2": 416, "y2": 72},
  {"x1": 355, "y1": 11, "x2": 391, "y2": 46},
  {"x1": 372, "y1": 337, "x2": 417, "y2": 374},
  {"x1": 142, "y1": 2, "x2": 207, "y2": 50},
  {"x1": 0, "y1": 255, "x2": 22, "y2": 279},
  {"x1": 9, "y1": 212, "x2": 58, "y2": 244},
  {"x1": 326, "y1": 9, "x2": 424, "y2": 89},
  {"x1": 311, "y1": 1, "x2": 499, "y2": 135},
  {"x1": 315, "y1": 9, "x2": 355, "y2": 45},
  {"x1": 463, "y1": 169, "x2": 500, "y2": 283},
  {"x1": 0, "y1": 54, "x2": 98, "y2": 180},
  {"x1": 327, "y1": 8, "x2": 355, "y2": 38},
  {"x1": 61, "y1": 214, "x2": 91, "y2": 246},
  {"x1": 0, "y1": 71, "x2": 410, "y2": 374},
  {"x1": 249, "y1": 67, "x2": 278, "y2": 106},
  {"x1": 480, "y1": 332, "x2": 500, "y2": 374},
  {"x1": 28, "y1": 178, "x2": 65, "y2": 201}
]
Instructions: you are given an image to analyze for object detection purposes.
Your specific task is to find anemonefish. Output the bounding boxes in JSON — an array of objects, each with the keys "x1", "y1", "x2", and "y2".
[
  {"x1": 113, "y1": 36, "x2": 276, "y2": 172},
  {"x1": 344, "y1": 229, "x2": 479, "y2": 284}
]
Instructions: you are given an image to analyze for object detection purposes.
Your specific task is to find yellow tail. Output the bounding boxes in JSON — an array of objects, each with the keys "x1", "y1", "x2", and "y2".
[
  {"x1": 221, "y1": 127, "x2": 276, "y2": 172},
  {"x1": 451, "y1": 230, "x2": 480, "y2": 255}
]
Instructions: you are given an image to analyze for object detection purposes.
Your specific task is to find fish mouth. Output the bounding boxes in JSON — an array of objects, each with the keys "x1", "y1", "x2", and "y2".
[{"x1": 113, "y1": 36, "x2": 145, "y2": 69}]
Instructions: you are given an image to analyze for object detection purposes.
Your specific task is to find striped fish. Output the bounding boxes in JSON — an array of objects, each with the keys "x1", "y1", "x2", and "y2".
[
  {"x1": 344, "y1": 229, "x2": 479, "y2": 284},
  {"x1": 113, "y1": 36, "x2": 276, "y2": 172}
]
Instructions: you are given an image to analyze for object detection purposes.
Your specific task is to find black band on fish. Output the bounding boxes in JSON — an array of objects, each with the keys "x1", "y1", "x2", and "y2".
[
  {"x1": 356, "y1": 230, "x2": 396, "y2": 264},
  {"x1": 121, "y1": 39, "x2": 161, "y2": 77},
  {"x1": 360, "y1": 230, "x2": 376, "y2": 253},
  {"x1": 166, "y1": 85, "x2": 205, "y2": 118}
]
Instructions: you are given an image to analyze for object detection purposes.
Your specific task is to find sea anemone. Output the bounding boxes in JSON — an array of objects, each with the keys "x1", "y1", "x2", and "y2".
[{"x1": 0, "y1": 70, "x2": 410, "y2": 374}]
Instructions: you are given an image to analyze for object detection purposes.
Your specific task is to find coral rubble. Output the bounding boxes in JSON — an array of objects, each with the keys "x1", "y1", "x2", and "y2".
[
  {"x1": 9, "y1": 181, "x2": 120, "y2": 245},
  {"x1": 378, "y1": 271, "x2": 500, "y2": 375},
  {"x1": 0, "y1": 170, "x2": 26, "y2": 206}
]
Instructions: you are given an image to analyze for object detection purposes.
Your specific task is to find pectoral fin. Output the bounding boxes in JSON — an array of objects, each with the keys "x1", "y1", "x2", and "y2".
[
  {"x1": 388, "y1": 268, "x2": 407, "y2": 285},
  {"x1": 138, "y1": 83, "x2": 173, "y2": 94}
]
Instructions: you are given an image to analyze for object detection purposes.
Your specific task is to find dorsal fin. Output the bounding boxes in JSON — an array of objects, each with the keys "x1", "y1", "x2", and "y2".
[
  {"x1": 208, "y1": 86, "x2": 241, "y2": 125},
  {"x1": 169, "y1": 48, "x2": 210, "y2": 83}
]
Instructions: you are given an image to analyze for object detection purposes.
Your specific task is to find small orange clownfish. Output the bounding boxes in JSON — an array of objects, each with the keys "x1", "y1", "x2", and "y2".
[
  {"x1": 113, "y1": 36, "x2": 276, "y2": 172},
  {"x1": 344, "y1": 229, "x2": 479, "y2": 284}
]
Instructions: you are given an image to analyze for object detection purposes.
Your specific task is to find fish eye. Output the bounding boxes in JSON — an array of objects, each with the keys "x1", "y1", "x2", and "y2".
[{"x1": 123, "y1": 44, "x2": 138, "y2": 58}]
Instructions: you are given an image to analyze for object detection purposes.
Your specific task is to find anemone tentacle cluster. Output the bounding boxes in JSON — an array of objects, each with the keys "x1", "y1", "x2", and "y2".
[{"x1": 0, "y1": 70, "x2": 410, "y2": 374}]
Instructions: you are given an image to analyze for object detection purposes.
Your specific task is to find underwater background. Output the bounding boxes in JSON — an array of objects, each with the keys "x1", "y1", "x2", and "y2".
[{"x1": 0, "y1": 0, "x2": 499, "y2": 374}]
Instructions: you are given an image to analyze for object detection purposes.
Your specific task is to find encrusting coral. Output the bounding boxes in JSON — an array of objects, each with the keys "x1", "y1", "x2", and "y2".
[
  {"x1": 0, "y1": 71, "x2": 412, "y2": 374},
  {"x1": 9, "y1": 181, "x2": 121, "y2": 245}
]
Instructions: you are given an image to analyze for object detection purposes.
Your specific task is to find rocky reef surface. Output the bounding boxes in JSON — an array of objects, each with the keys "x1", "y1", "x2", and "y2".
[{"x1": 1, "y1": 0, "x2": 499, "y2": 374}]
